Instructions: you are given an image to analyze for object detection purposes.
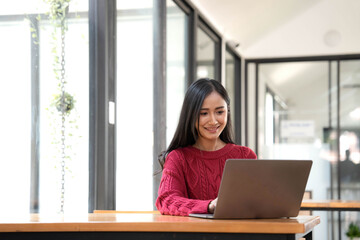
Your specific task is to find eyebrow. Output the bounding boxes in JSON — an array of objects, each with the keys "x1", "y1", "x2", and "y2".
[{"x1": 200, "y1": 106, "x2": 225, "y2": 111}]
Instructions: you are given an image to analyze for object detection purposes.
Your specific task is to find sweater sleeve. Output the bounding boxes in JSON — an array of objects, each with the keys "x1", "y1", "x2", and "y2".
[{"x1": 155, "y1": 151, "x2": 212, "y2": 216}]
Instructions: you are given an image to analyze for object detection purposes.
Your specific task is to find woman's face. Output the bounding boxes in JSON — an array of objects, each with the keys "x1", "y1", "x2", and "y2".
[{"x1": 195, "y1": 91, "x2": 228, "y2": 143}]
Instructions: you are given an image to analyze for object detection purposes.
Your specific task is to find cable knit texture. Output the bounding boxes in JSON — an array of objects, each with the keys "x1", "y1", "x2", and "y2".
[{"x1": 156, "y1": 144, "x2": 257, "y2": 216}]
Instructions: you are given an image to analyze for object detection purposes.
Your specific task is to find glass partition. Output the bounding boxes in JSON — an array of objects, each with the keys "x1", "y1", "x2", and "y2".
[
  {"x1": 339, "y1": 60, "x2": 360, "y2": 238},
  {"x1": 255, "y1": 59, "x2": 360, "y2": 240},
  {"x1": 258, "y1": 61, "x2": 331, "y2": 239}
]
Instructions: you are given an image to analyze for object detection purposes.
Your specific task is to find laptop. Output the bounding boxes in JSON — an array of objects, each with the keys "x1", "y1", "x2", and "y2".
[{"x1": 189, "y1": 159, "x2": 312, "y2": 219}]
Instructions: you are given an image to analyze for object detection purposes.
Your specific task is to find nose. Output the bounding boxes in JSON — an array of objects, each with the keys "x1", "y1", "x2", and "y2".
[{"x1": 208, "y1": 113, "x2": 218, "y2": 125}]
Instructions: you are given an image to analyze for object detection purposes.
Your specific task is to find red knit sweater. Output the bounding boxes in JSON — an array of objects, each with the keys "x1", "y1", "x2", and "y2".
[{"x1": 155, "y1": 143, "x2": 257, "y2": 216}]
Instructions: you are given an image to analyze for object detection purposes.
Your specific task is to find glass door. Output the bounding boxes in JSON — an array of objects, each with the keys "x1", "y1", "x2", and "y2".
[
  {"x1": 254, "y1": 58, "x2": 360, "y2": 240},
  {"x1": 258, "y1": 61, "x2": 332, "y2": 239}
]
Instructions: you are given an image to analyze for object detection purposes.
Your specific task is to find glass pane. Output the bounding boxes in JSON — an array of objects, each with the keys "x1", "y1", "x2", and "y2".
[
  {"x1": 225, "y1": 50, "x2": 235, "y2": 136},
  {"x1": 0, "y1": 1, "x2": 89, "y2": 214},
  {"x1": 39, "y1": 3, "x2": 89, "y2": 213},
  {"x1": 0, "y1": 21, "x2": 31, "y2": 215},
  {"x1": 265, "y1": 91, "x2": 274, "y2": 145},
  {"x1": 329, "y1": 60, "x2": 339, "y2": 200},
  {"x1": 247, "y1": 63, "x2": 256, "y2": 150},
  {"x1": 339, "y1": 60, "x2": 360, "y2": 239},
  {"x1": 116, "y1": 1, "x2": 153, "y2": 210},
  {"x1": 197, "y1": 27, "x2": 215, "y2": 79},
  {"x1": 258, "y1": 61, "x2": 331, "y2": 239},
  {"x1": 166, "y1": 0, "x2": 187, "y2": 146}
]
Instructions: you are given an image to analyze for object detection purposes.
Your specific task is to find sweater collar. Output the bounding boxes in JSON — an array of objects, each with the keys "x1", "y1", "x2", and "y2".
[{"x1": 186, "y1": 143, "x2": 233, "y2": 159}]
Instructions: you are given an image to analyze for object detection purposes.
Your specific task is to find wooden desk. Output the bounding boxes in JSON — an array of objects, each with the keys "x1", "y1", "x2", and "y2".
[
  {"x1": 301, "y1": 200, "x2": 360, "y2": 240},
  {"x1": 301, "y1": 200, "x2": 360, "y2": 211},
  {"x1": 0, "y1": 213, "x2": 319, "y2": 240}
]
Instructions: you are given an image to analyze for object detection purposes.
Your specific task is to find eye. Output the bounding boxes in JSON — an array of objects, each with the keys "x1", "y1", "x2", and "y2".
[
  {"x1": 217, "y1": 110, "x2": 225, "y2": 115},
  {"x1": 200, "y1": 112, "x2": 208, "y2": 116}
]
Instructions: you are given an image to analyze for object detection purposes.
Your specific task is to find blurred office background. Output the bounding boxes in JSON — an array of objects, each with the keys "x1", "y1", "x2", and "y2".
[{"x1": 0, "y1": 0, "x2": 359, "y2": 239}]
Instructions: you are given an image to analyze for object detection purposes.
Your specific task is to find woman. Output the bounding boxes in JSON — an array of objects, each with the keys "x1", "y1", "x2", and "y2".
[{"x1": 156, "y1": 78, "x2": 256, "y2": 216}]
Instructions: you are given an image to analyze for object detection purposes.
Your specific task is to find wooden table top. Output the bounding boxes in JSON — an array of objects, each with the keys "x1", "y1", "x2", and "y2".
[
  {"x1": 0, "y1": 213, "x2": 320, "y2": 234},
  {"x1": 301, "y1": 200, "x2": 360, "y2": 211}
]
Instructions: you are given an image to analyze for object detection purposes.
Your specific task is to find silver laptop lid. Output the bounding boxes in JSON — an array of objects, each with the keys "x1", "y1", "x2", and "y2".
[{"x1": 213, "y1": 159, "x2": 312, "y2": 219}]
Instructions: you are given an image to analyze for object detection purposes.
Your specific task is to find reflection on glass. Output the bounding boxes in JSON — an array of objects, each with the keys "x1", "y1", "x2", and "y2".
[
  {"x1": 166, "y1": 0, "x2": 187, "y2": 146},
  {"x1": 116, "y1": 1, "x2": 153, "y2": 211},
  {"x1": 225, "y1": 50, "x2": 235, "y2": 136},
  {"x1": 197, "y1": 28, "x2": 215, "y2": 79},
  {"x1": 0, "y1": 21, "x2": 31, "y2": 215}
]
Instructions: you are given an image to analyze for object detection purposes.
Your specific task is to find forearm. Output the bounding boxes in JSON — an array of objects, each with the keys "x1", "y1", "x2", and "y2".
[{"x1": 156, "y1": 194, "x2": 211, "y2": 216}]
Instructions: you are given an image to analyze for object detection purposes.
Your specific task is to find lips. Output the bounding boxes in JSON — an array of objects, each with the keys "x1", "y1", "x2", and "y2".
[{"x1": 205, "y1": 126, "x2": 219, "y2": 133}]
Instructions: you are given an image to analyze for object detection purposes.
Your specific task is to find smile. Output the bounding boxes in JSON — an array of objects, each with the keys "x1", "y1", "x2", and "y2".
[{"x1": 204, "y1": 126, "x2": 219, "y2": 133}]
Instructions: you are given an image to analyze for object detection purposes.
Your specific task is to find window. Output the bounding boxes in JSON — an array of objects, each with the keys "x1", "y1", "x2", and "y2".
[
  {"x1": 225, "y1": 47, "x2": 241, "y2": 142},
  {"x1": 166, "y1": 0, "x2": 187, "y2": 146},
  {"x1": 116, "y1": 1, "x2": 154, "y2": 210},
  {"x1": 0, "y1": 0, "x2": 89, "y2": 214},
  {"x1": 196, "y1": 27, "x2": 215, "y2": 79},
  {"x1": 0, "y1": 19, "x2": 31, "y2": 215},
  {"x1": 39, "y1": 10, "x2": 89, "y2": 213}
]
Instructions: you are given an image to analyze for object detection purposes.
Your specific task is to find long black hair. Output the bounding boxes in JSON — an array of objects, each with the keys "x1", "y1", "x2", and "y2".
[{"x1": 158, "y1": 78, "x2": 234, "y2": 170}]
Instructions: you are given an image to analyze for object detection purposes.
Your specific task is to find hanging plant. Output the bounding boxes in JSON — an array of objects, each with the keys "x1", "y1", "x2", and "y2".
[
  {"x1": 28, "y1": 0, "x2": 81, "y2": 214},
  {"x1": 45, "y1": 0, "x2": 71, "y2": 24},
  {"x1": 52, "y1": 92, "x2": 75, "y2": 115},
  {"x1": 40, "y1": 0, "x2": 74, "y2": 214}
]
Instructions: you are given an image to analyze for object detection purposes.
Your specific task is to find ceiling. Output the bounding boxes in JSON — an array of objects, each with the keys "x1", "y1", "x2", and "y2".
[
  {"x1": 190, "y1": 0, "x2": 360, "y2": 58},
  {"x1": 189, "y1": 0, "x2": 360, "y2": 128}
]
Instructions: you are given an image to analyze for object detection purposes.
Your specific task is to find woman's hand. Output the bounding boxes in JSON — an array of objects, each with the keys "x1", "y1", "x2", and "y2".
[{"x1": 208, "y1": 198, "x2": 218, "y2": 213}]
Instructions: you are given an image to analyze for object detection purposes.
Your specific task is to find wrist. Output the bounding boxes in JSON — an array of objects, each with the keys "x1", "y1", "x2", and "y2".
[{"x1": 208, "y1": 200, "x2": 214, "y2": 213}]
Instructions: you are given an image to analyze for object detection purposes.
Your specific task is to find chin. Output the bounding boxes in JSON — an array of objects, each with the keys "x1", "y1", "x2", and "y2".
[{"x1": 203, "y1": 135, "x2": 221, "y2": 141}]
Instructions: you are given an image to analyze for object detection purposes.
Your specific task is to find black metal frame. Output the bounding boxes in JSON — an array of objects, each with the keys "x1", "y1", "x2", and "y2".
[
  {"x1": 153, "y1": 0, "x2": 167, "y2": 209},
  {"x1": 89, "y1": 0, "x2": 117, "y2": 212}
]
